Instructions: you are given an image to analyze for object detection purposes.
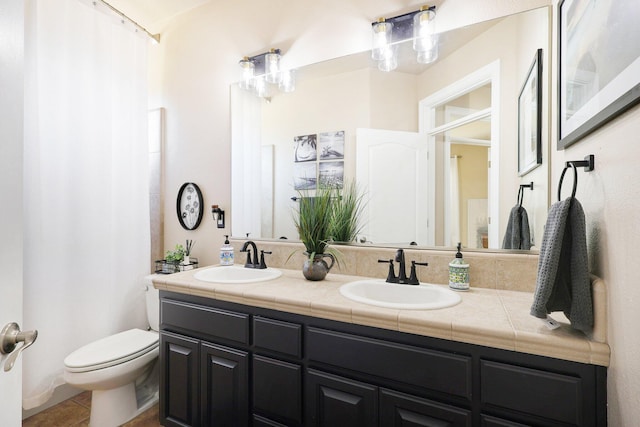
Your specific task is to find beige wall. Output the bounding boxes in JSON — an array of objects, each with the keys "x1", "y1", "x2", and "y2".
[
  {"x1": 153, "y1": 0, "x2": 640, "y2": 424},
  {"x1": 548, "y1": 2, "x2": 640, "y2": 425}
]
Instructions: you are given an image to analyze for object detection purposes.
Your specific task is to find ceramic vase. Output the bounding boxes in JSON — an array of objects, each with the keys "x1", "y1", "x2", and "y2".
[{"x1": 302, "y1": 253, "x2": 335, "y2": 281}]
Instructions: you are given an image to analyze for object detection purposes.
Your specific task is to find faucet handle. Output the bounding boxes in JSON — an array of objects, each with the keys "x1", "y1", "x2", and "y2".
[
  {"x1": 259, "y1": 251, "x2": 272, "y2": 269},
  {"x1": 408, "y1": 261, "x2": 429, "y2": 285},
  {"x1": 378, "y1": 259, "x2": 398, "y2": 283}
]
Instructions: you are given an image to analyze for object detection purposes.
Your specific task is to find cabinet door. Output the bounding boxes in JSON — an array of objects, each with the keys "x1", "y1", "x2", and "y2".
[
  {"x1": 160, "y1": 332, "x2": 199, "y2": 427},
  {"x1": 306, "y1": 369, "x2": 378, "y2": 427},
  {"x1": 380, "y1": 388, "x2": 472, "y2": 427},
  {"x1": 201, "y1": 342, "x2": 249, "y2": 427},
  {"x1": 253, "y1": 355, "x2": 303, "y2": 425}
]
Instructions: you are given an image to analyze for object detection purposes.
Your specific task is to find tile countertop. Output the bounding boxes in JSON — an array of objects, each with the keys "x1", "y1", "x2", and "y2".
[{"x1": 152, "y1": 267, "x2": 610, "y2": 367}]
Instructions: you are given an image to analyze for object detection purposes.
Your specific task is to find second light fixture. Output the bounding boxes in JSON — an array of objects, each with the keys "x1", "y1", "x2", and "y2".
[
  {"x1": 371, "y1": 5, "x2": 438, "y2": 72},
  {"x1": 238, "y1": 48, "x2": 295, "y2": 98}
]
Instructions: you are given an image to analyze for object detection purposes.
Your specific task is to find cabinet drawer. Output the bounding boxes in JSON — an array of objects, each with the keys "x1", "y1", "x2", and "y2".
[
  {"x1": 161, "y1": 299, "x2": 249, "y2": 345},
  {"x1": 380, "y1": 388, "x2": 471, "y2": 426},
  {"x1": 308, "y1": 327, "x2": 472, "y2": 400},
  {"x1": 254, "y1": 316, "x2": 302, "y2": 358},
  {"x1": 480, "y1": 360, "x2": 583, "y2": 425}
]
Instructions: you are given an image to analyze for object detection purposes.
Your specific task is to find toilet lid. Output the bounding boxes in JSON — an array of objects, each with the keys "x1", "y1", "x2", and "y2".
[{"x1": 64, "y1": 329, "x2": 158, "y2": 373}]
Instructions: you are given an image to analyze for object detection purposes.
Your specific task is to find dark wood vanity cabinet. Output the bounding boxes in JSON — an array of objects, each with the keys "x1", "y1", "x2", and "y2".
[{"x1": 159, "y1": 291, "x2": 606, "y2": 427}]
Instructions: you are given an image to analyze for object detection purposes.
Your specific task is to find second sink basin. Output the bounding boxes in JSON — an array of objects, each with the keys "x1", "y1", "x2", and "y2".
[
  {"x1": 194, "y1": 265, "x2": 282, "y2": 284},
  {"x1": 339, "y1": 279, "x2": 461, "y2": 310}
]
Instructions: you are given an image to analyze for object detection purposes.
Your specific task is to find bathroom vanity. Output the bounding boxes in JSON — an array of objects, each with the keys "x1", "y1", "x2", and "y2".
[{"x1": 154, "y1": 268, "x2": 608, "y2": 427}]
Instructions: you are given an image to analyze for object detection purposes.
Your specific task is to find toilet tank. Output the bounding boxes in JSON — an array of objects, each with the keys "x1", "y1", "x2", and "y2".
[{"x1": 144, "y1": 275, "x2": 160, "y2": 331}]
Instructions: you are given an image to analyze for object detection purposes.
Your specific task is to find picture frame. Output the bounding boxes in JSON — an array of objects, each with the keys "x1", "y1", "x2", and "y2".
[
  {"x1": 558, "y1": 0, "x2": 640, "y2": 149},
  {"x1": 176, "y1": 182, "x2": 203, "y2": 230},
  {"x1": 518, "y1": 49, "x2": 543, "y2": 176}
]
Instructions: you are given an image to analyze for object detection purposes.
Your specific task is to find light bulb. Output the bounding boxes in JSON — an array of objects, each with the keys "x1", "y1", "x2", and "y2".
[
  {"x1": 254, "y1": 75, "x2": 271, "y2": 98},
  {"x1": 239, "y1": 57, "x2": 255, "y2": 90},
  {"x1": 265, "y1": 49, "x2": 281, "y2": 84},
  {"x1": 372, "y1": 19, "x2": 393, "y2": 61},
  {"x1": 279, "y1": 69, "x2": 296, "y2": 93},
  {"x1": 413, "y1": 7, "x2": 437, "y2": 53},
  {"x1": 377, "y1": 45, "x2": 398, "y2": 72}
]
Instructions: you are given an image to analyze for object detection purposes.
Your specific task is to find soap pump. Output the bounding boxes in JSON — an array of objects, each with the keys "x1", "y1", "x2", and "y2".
[
  {"x1": 220, "y1": 235, "x2": 234, "y2": 266},
  {"x1": 448, "y1": 243, "x2": 469, "y2": 291}
]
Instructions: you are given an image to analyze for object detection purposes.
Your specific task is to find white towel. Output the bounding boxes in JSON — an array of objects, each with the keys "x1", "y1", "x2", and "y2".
[{"x1": 530, "y1": 197, "x2": 592, "y2": 333}]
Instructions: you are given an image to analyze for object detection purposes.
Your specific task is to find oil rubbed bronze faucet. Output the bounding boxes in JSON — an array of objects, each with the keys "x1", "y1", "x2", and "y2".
[
  {"x1": 378, "y1": 249, "x2": 428, "y2": 285},
  {"x1": 240, "y1": 240, "x2": 271, "y2": 269}
]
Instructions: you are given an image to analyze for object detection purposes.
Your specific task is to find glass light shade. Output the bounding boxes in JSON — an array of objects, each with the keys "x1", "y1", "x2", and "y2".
[
  {"x1": 254, "y1": 75, "x2": 271, "y2": 98},
  {"x1": 279, "y1": 69, "x2": 296, "y2": 93},
  {"x1": 265, "y1": 50, "x2": 281, "y2": 84},
  {"x1": 371, "y1": 19, "x2": 393, "y2": 61},
  {"x1": 413, "y1": 8, "x2": 437, "y2": 52},
  {"x1": 417, "y1": 46, "x2": 439, "y2": 64},
  {"x1": 377, "y1": 45, "x2": 398, "y2": 72},
  {"x1": 239, "y1": 57, "x2": 255, "y2": 90}
]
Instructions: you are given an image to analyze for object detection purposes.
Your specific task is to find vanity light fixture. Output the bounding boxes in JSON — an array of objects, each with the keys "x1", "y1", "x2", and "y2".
[
  {"x1": 238, "y1": 48, "x2": 295, "y2": 99},
  {"x1": 371, "y1": 4, "x2": 438, "y2": 71},
  {"x1": 211, "y1": 205, "x2": 225, "y2": 229}
]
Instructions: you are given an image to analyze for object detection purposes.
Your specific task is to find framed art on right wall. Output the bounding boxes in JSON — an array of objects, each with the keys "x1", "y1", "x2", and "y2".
[
  {"x1": 519, "y1": 49, "x2": 543, "y2": 176},
  {"x1": 558, "y1": 0, "x2": 640, "y2": 149}
]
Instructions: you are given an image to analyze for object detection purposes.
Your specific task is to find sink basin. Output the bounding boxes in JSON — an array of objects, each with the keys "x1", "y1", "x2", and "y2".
[
  {"x1": 339, "y1": 279, "x2": 461, "y2": 310},
  {"x1": 194, "y1": 265, "x2": 282, "y2": 284}
]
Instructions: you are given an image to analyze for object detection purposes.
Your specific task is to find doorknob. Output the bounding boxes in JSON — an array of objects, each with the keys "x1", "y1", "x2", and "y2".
[{"x1": 1, "y1": 322, "x2": 38, "y2": 372}]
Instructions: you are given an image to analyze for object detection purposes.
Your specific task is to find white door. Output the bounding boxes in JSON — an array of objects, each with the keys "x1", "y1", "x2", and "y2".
[
  {"x1": 356, "y1": 128, "x2": 432, "y2": 246},
  {"x1": 1, "y1": 2, "x2": 25, "y2": 424}
]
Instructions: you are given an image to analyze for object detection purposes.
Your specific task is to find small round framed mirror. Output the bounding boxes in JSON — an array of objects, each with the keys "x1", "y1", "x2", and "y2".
[{"x1": 176, "y1": 182, "x2": 204, "y2": 230}]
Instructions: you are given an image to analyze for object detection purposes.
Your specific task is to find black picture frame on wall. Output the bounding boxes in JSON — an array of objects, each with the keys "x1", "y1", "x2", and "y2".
[
  {"x1": 518, "y1": 48, "x2": 543, "y2": 176},
  {"x1": 176, "y1": 182, "x2": 204, "y2": 230},
  {"x1": 558, "y1": 0, "x2": 640, "y2": 150}
]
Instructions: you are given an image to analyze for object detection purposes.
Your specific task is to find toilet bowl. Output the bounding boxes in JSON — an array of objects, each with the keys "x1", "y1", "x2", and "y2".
[{"x1": 63, "y1": 275, "x2": 160, "y2": 427}]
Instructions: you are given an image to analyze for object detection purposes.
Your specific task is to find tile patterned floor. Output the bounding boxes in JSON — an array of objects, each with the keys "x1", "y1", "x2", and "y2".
[{"x1": 22, "y1": 391, "x2": 160, "y2": 426}]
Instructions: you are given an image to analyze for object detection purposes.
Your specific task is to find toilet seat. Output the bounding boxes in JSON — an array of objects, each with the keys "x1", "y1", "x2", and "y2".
[{"x1": 64, "y1": 329, "x2": 158, "y2": 373}]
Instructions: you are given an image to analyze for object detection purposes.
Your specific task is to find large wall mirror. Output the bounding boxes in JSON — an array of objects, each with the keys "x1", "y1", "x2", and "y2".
[{"x1": 231, "y1": 6, "x2": 550, "y2": 252}]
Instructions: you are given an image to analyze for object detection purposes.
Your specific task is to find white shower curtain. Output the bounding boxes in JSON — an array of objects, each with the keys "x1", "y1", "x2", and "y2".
[
  {"x1": 22, "y1": 0, "x2": 150, "y2": 409},
  {"x1": 449, "y1": 156, "x2": 461, "y2": 245}
]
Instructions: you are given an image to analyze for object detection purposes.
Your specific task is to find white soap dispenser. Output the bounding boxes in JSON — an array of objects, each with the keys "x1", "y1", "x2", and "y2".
[
  {"x1": 220, "y1": 235, "x2": 234, "y2": 266},
  {"x1": 449, "y1": 242, "x2": 469, "y2": 291}
]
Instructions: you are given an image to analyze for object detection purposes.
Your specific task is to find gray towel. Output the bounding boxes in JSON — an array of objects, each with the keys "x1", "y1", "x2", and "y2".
[
  {"x1": 502, "y1": 205, "x2": 531, "y2": 250},
  {"x1": 530, "y1": 197, "x2": 592, "y2": 333}
]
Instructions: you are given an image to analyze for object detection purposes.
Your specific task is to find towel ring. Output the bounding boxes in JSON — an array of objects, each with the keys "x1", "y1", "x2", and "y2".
[
  {"x1": 517, "y1": 182, "x2": 534, "y2": 206},
  {"x1": 557, "y1": 162, "x2": 578, "y2": 201}
]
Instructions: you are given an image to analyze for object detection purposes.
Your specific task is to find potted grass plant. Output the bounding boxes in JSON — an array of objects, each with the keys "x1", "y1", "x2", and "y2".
[
  {"x1": 327, "y1": 180, "x2": 367, "y2": 244},
  {"x1": 291, "y1": 186, "x2": 341, "y2": 281}
]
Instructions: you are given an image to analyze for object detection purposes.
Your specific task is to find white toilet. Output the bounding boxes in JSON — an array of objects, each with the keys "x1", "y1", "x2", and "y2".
[{"x1": 63, "y1": 275, "x2": 160, "y2": 427}]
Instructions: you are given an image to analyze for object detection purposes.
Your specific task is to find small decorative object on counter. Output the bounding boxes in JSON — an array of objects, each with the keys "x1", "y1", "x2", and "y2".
[
  {"x1": 156, "y1": 243, "x2": 199, "y2": 273},
  {"x1": 183, "y1": 240, "x2": 195, "y2": 265},
  {"x1": 220, "y1": 235, "x2": 234, "y2": 266},
  {"x1": 449, "y1": 242, "x2": 469, "y2": 291}
]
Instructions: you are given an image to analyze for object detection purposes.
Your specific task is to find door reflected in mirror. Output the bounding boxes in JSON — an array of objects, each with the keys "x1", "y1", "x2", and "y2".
[{"x1": 231, "y1": 7, "x2": 550, "y2": 252}]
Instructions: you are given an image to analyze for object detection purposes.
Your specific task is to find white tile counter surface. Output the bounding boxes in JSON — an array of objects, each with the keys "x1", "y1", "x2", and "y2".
[{"x1": 153, "y1": 267, "x2": 610, "y2": 367}]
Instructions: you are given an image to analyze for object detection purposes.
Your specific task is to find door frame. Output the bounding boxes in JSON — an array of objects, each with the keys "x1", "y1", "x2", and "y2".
[
  {"x1": 419, "y1": 60, "x2": 501, "y2": 248},
  {"x1": 0, "y1": 1, "x2": 25, "y2": 424}
]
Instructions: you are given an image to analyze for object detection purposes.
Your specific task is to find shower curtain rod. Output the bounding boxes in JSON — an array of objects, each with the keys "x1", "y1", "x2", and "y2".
[{"x1": 94, "y1": 0, "x2": 161, "y2": 43}]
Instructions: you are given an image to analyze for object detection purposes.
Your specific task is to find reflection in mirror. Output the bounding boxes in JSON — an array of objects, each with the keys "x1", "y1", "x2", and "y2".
[{"x1": 231, "y1": 7, "x2": 550, "y2": 251}]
